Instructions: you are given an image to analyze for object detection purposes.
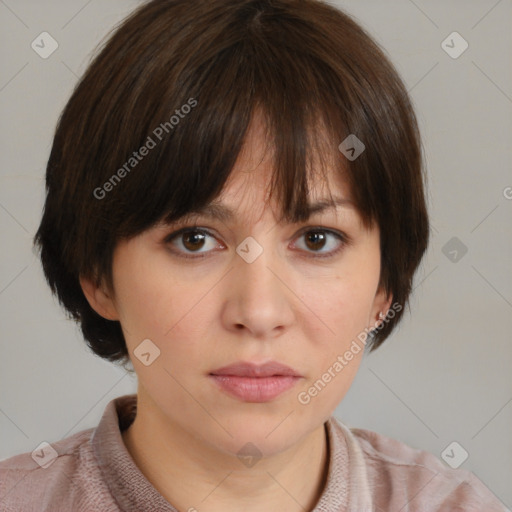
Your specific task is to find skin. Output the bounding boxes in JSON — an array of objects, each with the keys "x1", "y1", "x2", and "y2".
[{"x1": 81, "y1": 114, "x2": 392, "y2": 512}]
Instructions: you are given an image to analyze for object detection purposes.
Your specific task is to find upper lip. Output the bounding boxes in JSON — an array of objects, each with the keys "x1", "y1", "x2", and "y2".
[{"x1": 210, "y1": 361, "x2": 302, "y2": 378}]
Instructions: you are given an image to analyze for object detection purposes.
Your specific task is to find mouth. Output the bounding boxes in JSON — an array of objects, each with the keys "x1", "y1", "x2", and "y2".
[{"x1": 209, "y1": 361, "x2": 303, "y2": 403}]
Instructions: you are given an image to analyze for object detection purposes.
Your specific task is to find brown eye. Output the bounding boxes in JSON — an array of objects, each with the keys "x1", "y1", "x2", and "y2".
[
  {"x1": 182, "y1": 231, "x2": 206, "y2": 252},
  {"x1": 293, "y1": 228, "x2": 348, "y2": 258},
  {"x1": 165, "y1": 228, "x2": 222, "y2": 258},
  {"x1": 304, "y1": 231, "x2": 327, "y2": 251}
]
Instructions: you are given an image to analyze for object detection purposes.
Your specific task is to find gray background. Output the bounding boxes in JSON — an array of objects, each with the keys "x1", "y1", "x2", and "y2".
[{"x1": 1, "y1": 0, "x2": 511, "y2": 507}]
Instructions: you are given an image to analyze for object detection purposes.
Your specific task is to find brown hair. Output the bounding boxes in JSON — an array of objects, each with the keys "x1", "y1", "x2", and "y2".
[{"x1": 34, "y1": 0, "x2": 429, "y2": 365}]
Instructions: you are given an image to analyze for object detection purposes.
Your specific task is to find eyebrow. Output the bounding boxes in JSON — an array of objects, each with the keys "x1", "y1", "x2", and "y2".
[{"x1": 176, "y1": 196, "x2": 355, "y2": 223}]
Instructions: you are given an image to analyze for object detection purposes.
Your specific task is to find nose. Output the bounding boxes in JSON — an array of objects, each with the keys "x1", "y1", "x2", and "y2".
[{"x1": 221, "y1": 239, "x2": 295, "y2": 339}]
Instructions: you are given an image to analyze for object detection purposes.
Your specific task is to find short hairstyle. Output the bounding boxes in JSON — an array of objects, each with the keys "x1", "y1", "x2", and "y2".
[{"x1": 34, "y1": 0, "x2": 429, "y2": 365}]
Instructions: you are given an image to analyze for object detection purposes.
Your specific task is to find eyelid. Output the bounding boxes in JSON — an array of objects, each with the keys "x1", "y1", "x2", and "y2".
[{"x1": 163, "y1": 226, "x2": 217, "y2": 244}]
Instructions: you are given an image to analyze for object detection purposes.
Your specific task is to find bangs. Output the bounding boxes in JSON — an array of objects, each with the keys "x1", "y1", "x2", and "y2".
[{"x1": 93, "y1": 1, "x2": 385, "y2": 250}]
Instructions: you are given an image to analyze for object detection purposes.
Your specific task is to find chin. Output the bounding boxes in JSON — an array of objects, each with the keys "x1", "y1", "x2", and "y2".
[{"x1": 208, "y1": 415, "x2": 311, "y2": 456}]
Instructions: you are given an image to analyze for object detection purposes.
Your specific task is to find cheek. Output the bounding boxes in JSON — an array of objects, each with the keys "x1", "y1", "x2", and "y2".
[
  {"x1": 294, "y1": 277, "x2": 373, "y2": 413},
  {"x1": 114, "y1": 275, "x2": 168, "y2": 337},
  {"x1": 311, "y1": 256, "x2": 380, "y2": 342},
  {"x1": 111, "y1": 246, "x2": 195, "y2": 348},
  {"x1": 309, "y1": 281, "x2": 367, "y2": 370},
  {"x1": 112, "y1": 250, "x2": 224, "y2": 388},
  {"x1": 300, "y1": 246, "x2": 380, "y2": 396}
]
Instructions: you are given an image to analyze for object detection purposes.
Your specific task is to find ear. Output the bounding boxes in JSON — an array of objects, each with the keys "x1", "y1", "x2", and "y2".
[
  {"x1": 79, "y1": 275, "x2": 120, "y2": 321},
  {"x1": 368, "y1": 285, "x2": 394, "y2": 330}
]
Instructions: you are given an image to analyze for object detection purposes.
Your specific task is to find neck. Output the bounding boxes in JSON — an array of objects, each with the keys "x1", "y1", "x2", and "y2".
[{"x1": 121, "y1": 393, "x2": 329, "y2": 512}]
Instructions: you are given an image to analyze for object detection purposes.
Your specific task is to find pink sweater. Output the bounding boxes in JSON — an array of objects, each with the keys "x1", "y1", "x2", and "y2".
[{"x1": 0, "y1": 394, "x2": 508, "y2": 511}]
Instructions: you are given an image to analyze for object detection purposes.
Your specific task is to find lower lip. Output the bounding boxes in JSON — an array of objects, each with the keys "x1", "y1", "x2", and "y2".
[{"x1": 209, "y1": 375, "x2": 301, "y2": 402}]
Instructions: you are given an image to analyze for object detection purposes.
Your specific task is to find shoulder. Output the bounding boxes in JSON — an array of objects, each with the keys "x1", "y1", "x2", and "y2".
[
  {"x1": 0, "y1": 427, "x2": 113, "y2": 512},
  {"x1": 331, "y1": 418, "x2": 509, "y2": 511}
]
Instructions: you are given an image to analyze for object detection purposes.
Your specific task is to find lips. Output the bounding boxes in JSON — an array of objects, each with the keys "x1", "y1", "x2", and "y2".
[
  {"x1": 209, "y1": 361, "x2": 303, "y2": 402},
  {"x1": 210, "y1": 361, "x2": 302, "y2": 378}
]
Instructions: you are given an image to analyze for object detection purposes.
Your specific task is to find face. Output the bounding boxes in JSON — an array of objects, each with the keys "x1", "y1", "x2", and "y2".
[{"x1": 82, "y1": 115, "x2": 391, "y2": 460}]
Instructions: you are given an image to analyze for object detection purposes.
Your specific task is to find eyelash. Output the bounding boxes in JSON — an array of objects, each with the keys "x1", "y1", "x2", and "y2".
[{"x1": 163, "y1": 226, "x2": 350, "y2": 260}]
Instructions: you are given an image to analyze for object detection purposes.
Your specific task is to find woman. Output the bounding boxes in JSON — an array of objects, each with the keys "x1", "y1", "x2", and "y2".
[{"x1": 0, "y1": 0, "x2": 507, "y2": 510}]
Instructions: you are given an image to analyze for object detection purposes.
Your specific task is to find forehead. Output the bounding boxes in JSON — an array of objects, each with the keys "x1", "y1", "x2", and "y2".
[
  {"x1": 214, "y1": 111, "x2": 354, "y2": 220},
  {"x1": 169, "y1": 154, "x2": 355, "y2": 231}
]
